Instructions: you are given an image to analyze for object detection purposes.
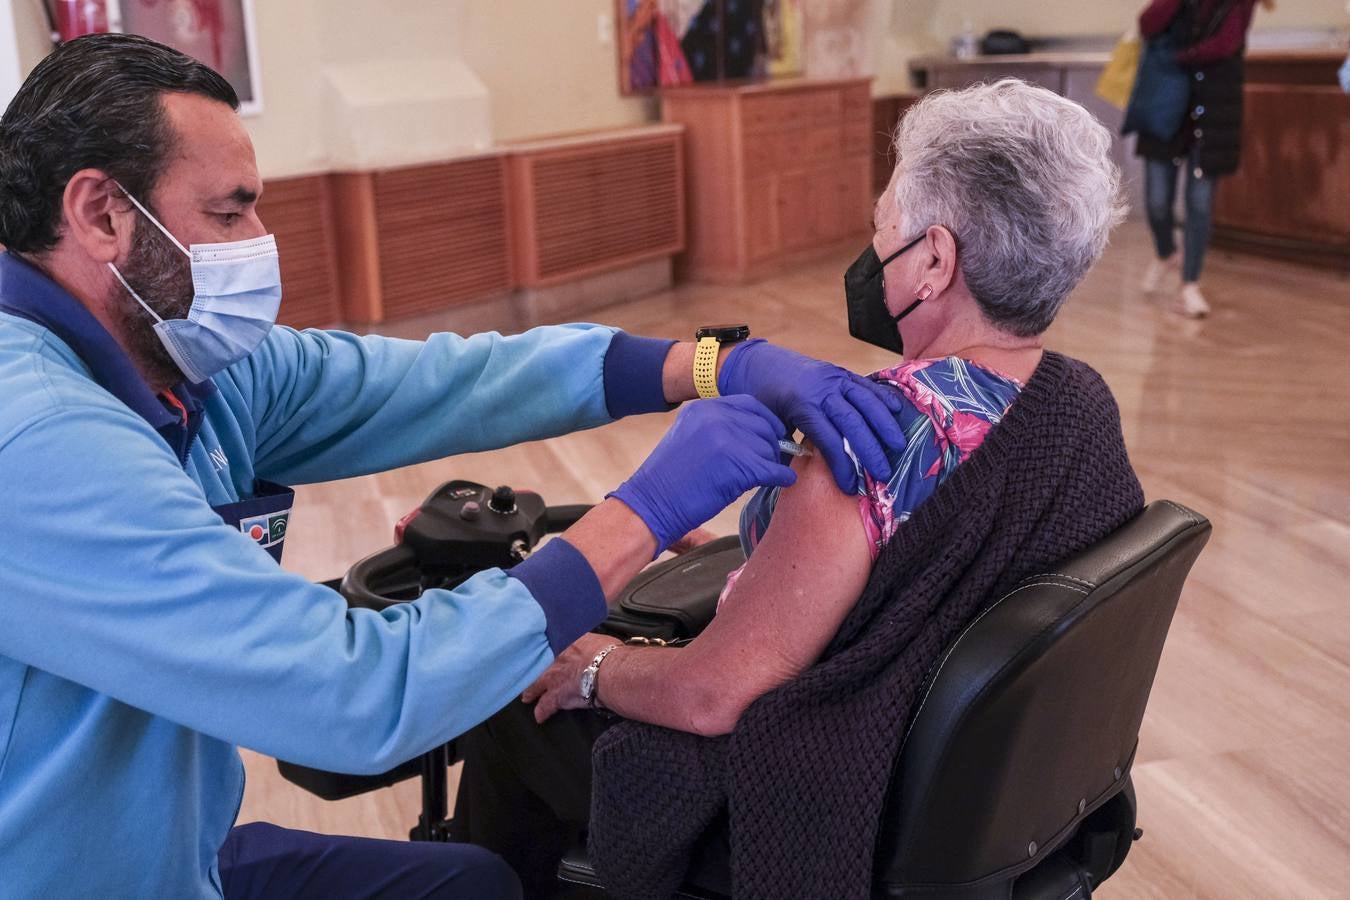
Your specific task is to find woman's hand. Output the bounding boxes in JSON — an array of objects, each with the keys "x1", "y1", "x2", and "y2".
[{"x1": 522, "y1": 633, "x2": 621, "y2": 724}]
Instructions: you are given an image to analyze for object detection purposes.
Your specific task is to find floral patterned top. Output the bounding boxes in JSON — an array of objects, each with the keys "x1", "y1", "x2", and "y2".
[{"x1": 719, "y1": 357, "x2": 1023, "y2": 607}]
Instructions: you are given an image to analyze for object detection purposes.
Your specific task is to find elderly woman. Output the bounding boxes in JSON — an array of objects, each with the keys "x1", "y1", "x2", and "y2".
[{"x1": 451, "y1": 79, "x2": 1145, "y2": 899}]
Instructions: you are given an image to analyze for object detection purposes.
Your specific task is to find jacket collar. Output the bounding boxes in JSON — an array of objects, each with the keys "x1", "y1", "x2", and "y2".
[{"x1": 0, "y1": 250, "x2": 213, "y2": 455}]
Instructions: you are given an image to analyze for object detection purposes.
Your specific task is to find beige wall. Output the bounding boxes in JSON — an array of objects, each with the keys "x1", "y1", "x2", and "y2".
[
  {"x1": 243, "y1": 2, "x2": 325, "y2": 179},
  {"x1": 9, "y1": 0, "x2": 54, "y2": 74},
  {"x1": 456, "y1": 0, "x2": 656, "y2": 144},
  {"x1": 4, "y1": 1, "x2": 654, "y2": 179},
  {"x1": 7, "y1": 1, "x2": 1344, "y2": 177},
  {"x1": 872, "y1": 0, "x2": 944, "y2": 93},
  {"x1": 248, "y1": 0, "x2": 653, "y2": 178}
]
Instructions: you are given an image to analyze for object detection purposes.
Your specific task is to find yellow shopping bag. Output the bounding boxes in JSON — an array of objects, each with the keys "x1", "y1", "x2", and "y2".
[{"x1": 1096, "y1": 32, "x2": 1141, "y2": 110}]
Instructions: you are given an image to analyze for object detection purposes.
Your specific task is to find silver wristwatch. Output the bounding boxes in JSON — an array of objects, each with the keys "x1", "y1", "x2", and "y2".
[{"x1": 579, "y1": 644, "x2": 621, "y2": 709}]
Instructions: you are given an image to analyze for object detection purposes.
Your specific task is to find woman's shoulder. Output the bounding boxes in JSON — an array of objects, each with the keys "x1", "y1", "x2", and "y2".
[
  {"x1": 871, "y1": 354, "x2": 1026, "y2": 384},
  {"x1": 868, "y1": 356, "x2": 1024, "y2": 418}
]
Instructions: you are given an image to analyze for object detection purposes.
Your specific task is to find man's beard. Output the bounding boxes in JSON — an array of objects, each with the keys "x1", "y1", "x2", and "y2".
[{"x1": 107, "y1": 215, "x2": 195, "y2": 388}]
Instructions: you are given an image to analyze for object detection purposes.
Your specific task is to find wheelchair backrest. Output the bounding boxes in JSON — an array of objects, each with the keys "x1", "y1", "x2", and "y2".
[{"x1": 874, "y1": 500, "x2": 1211, "y2": 892}]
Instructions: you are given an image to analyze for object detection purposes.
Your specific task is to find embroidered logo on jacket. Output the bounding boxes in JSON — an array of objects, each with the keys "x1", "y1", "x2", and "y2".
[{"x1": 240, "y1": 511, "x2": 290, "y2": 548}]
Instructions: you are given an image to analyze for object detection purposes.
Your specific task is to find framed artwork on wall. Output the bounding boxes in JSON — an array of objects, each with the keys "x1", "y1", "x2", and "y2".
[
  {"x1": 616, "y1": 0, "x2": 805, "y2": 96},
  {"x1": 106, "y1": 0, "x2": 263, "y2": 114}
]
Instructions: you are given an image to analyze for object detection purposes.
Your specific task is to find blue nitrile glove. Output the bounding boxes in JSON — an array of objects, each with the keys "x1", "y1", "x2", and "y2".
[
  {"x1": 610, "y1": 395, "x2": 797, "y2": 555},
  {"x1": 718, "y1": 339, "x2": 907, "y2": 493}
]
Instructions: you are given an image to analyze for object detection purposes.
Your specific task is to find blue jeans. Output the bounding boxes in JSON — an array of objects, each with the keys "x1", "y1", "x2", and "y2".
[
  {"x1": 218, "y1": 822, "x2": 523, "y2": 899},
  {"x1": 1144, "y1": 147, "x2": 1217, "y2": 283}
]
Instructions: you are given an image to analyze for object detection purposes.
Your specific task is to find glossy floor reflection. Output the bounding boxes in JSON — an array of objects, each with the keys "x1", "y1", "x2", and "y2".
[{"x1": 238, "y1": 227, "x2": 1350, "y2": 898}]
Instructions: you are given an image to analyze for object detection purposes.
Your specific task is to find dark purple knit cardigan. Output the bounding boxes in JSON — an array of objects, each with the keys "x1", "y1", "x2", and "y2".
[{"x1": 588, "y1": 351, "x2": 1145, "y2": 899}]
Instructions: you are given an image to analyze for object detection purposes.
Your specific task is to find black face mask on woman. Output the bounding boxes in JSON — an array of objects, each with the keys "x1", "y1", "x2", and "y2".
[{"x1": 843, "y1": 232, "x2": 927, "y2": 354}]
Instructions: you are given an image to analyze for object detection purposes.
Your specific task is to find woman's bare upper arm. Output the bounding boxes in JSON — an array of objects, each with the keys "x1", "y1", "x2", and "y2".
[{"x1": 685, "y1": 444, "x2": 876, "y2": 697}]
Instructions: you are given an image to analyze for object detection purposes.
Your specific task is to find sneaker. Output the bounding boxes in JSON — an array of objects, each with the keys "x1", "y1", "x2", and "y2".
[
  {"x1": 1178, "y1": 283, "x2": 1211, "y2": 318},
  {"x1": 1141, "y1": 255, "x2": 1179, "y2": 294}
]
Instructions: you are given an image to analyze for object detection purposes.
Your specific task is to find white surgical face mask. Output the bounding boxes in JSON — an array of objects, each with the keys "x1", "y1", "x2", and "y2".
[{"x1": 107, "y1": 182, "x2": 282, "y2": 384}]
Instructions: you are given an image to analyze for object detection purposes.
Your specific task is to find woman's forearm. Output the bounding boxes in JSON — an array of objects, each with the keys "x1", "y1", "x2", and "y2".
[
  {"x1": 596, "y1": 448, "x2": 871, "y2": 736},
  {"x1": 596, "y1": 643, "x2": 764, "y2": 736}
]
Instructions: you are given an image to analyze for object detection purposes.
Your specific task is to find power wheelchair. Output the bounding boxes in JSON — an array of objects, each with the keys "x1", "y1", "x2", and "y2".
[{"x1": 278, "y1": 480, "x2": 1210, "y2": 898}]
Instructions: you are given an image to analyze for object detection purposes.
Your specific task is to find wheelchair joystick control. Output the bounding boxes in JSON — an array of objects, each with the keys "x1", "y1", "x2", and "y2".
[
  {"x1": 488, "y1": 485, "x2": 517, "y2": 515},
  {"x1": 313, "y1": 477, "x2": 591, "y2": 846}
]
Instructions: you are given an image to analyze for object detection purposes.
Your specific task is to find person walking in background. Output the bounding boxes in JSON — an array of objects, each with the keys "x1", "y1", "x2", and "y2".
[{"x1": 1136, "y1": 0, "x2": 1271, "y2": 317}]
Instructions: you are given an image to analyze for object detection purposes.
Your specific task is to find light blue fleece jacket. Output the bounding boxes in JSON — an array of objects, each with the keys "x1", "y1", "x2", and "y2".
[{"x1": 0, "y1": 251, "x2": 674, "y2": 898}]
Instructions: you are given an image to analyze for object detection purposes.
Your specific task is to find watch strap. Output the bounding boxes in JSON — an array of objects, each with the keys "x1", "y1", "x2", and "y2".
[{"x1": 693, "y1": 336, "x2": 721, "y2": 399}]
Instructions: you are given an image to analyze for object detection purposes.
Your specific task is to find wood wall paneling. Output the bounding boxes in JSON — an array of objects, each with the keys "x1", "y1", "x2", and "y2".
[
  {"x1": 327, "y1": 129, "x2": 686, "y2": 326},
  {"x1": 778, "y1": 169, "x2": 817, "y2": 252},
  {"x1": 256, "y1": 175, "x2": 343, "y2": 330},
  {"x1": 871, "y1": 94, "x2": 920, "y2": 195},
  {"x1": 663, "y1": 78, "x2": 874, "y2": 283},
  {"x1": 1243, "y1": 51, "x2": 1345, "y2": 86},
  {"x1": 662, "y1": 93, "x2": 741, "y2": 278},
  {"x1": 372, "y1": 157, "x2": 514, "y2": 320},
  {"x1": 509, "y1": 131, "x2": 685, "y2": 288},
  {"x1": 1212, "y1": 77, "x2": 1350, "y2": 271},
  {"x1": 744, "y1": 178, "x2": 780, "y2": 263},
  {"x1": 328, "y1": 172, "x2": 384, "y2": 325}
]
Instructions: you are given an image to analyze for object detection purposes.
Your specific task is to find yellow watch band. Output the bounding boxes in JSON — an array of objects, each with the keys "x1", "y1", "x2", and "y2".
[{"x1": 693, "y1": 336, "x2": 721, "y2": 399}]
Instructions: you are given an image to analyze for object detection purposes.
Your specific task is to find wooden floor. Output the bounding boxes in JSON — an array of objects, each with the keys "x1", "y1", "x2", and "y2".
[{"x1": 237, "y1": 227, "x2": 1350, "y2": 898}]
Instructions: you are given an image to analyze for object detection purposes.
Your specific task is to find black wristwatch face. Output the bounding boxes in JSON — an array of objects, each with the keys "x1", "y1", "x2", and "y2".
[{"x1": 696, "y1": 324, "x2": 750, "y2": 343}]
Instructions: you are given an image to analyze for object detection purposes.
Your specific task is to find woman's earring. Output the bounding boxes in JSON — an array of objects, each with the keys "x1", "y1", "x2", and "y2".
[{"x1": 915, "y1": 283, "x2": 934, "y2": 301}]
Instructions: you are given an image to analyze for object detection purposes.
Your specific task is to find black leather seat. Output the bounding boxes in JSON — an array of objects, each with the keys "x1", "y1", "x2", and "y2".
[{"x1": 558, "y1": 500, "x2": 1211, "y2": 898}]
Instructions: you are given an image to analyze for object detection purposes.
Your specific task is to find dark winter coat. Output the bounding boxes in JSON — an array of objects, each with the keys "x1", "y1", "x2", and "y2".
[{"x1": 1135, "y1": 0, "x2": 1258, "y2": 176}]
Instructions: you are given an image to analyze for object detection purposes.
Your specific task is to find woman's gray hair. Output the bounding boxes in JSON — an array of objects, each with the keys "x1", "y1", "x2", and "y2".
[{"x1": 891, "y1": 78, "x2": 1126, "y2": 336}]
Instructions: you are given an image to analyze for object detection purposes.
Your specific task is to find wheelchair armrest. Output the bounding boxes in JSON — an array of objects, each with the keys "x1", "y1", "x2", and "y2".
[{"x1": 596, "y1": 535, "x2": 744, "y2": 642}]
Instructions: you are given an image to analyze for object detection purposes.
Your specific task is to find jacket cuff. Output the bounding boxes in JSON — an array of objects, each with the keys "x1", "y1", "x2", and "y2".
[
  {"x1": 506, "y1": 538, "x2": 608, "y2": 655},
  {"x1": 603, "y1": 332, "x2": 677, "y2": 418}
]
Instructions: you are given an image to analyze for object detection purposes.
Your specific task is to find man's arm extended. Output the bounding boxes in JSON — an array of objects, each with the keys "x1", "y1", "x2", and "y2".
[
  {"x1": 229, "y1": 324, "x2": 676, "y2": 486},
  {"x1": 231, "y1": 325, "x2": 904, "y2": 493}
]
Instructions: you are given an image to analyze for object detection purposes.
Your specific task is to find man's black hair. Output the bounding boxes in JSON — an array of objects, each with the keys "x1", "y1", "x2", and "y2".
[{"x1": 0, "y1": 33, "x2": 238, "y2": 253}]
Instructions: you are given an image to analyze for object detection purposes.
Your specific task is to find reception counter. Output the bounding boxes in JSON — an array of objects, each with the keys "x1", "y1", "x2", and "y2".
[{"x1": 1209, "y1": 52, "x2": 1348, "y2": 270}]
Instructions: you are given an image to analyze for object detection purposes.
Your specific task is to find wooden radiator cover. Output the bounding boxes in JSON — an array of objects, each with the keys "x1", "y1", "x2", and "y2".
[
  {"x1": 328, "y1": 130, "x2": 683, "y2": 324},
  {"x1": 508, "y1": 128, "x2": 684, "y2": 287},
  {"x1": 256, "y1": 175, "x2": 342, "y2": 329},
  {"x1": 331, "y1": 154, "x2": 514, "y2": 324},
  {"x1": 373, "y1": 156, "x2": 514, "y2": 318}
]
